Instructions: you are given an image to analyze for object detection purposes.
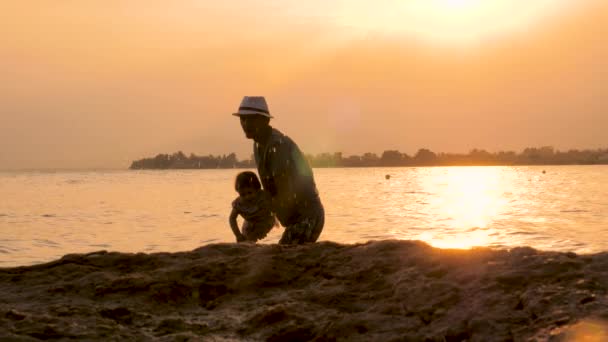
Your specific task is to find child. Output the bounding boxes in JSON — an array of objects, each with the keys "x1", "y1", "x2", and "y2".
[{"x1": 229, "y1": 171, "x2": 276, "y2": 242}]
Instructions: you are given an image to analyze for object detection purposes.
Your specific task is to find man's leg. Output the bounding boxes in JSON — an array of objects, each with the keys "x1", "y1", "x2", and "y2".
[{"x1": 279, "y1": 206, "x2": 324, "y2": 244}]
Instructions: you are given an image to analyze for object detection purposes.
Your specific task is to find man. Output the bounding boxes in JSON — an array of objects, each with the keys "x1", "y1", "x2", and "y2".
[{"x1": 233, "y1": 96, "x2": 324, "y2": 244}]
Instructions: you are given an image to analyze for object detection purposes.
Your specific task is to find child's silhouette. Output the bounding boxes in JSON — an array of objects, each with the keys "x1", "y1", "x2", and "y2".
[{"x1": 229, "y1": 171, "x2": 276, "y2": 242}]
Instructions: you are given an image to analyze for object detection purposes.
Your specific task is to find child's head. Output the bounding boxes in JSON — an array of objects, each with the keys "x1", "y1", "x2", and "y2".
[{"x1": 235, "y1": 171, "x2": 261, "y2": 201}]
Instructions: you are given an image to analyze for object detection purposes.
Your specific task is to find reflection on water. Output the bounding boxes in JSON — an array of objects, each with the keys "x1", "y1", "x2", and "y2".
[
  {"x1": 320, "y1": 165, "x2": 608, "y2": 252},
  {"x1": 412, "y1": 167, "x2": 507, "y2": 248},
  {"x1": 1, "y1": 166, "x2": 608, "y2": 266}
]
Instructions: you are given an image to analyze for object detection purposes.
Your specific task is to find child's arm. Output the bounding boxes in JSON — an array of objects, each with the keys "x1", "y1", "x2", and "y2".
[{"x1": 229, "y1": 208, "x2": 246, "y2": 242}]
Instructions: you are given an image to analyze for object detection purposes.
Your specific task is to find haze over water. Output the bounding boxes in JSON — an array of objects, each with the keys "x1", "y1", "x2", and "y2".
[{"x1": 1, "y1": 165, "x2": 607, "y2": 266}]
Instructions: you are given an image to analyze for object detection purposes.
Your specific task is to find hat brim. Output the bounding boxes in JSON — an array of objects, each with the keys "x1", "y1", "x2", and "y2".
[{"x1": 232, "y1": 110, "x2": 273, "y2": 118}]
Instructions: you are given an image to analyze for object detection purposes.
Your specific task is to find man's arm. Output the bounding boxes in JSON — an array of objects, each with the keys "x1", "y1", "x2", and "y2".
[{"x1": 229, "y1": 208, "x2": 246, "y2": 242}]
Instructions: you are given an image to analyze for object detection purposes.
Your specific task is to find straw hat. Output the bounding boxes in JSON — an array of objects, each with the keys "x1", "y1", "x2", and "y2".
[{"x1": 232, "y1": 96, "x2": 273, "y2": 118}]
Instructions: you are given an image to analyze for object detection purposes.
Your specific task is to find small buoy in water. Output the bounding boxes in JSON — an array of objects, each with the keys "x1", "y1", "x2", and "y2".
[{"x1": 385, "y1": 174, "x2": 391, "y2": 180}]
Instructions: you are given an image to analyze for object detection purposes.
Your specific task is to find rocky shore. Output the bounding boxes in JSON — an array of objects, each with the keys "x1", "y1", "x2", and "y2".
[{"x1": 1, "y1": 240, "x2": 607, "y2": 341}]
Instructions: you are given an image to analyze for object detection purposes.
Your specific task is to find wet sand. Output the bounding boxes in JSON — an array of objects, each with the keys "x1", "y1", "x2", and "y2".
[{"x1": 1, "y1": 240, "x2": 607, "y2": 341}]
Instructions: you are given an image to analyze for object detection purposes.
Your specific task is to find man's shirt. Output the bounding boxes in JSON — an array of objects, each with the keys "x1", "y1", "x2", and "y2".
[{"x1": 254, "y1": 127, "x2": 322, "y2": 226}]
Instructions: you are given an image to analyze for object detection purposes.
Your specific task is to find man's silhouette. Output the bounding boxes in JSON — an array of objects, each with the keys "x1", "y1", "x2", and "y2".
[{"x1": 233, "y1": 96, "x2": 324, "y2": 244}]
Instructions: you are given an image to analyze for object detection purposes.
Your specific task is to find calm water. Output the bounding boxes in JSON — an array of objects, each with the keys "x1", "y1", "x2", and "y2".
[{"x1": 1, "y1": 166, "x2": 607, "y2": 266}]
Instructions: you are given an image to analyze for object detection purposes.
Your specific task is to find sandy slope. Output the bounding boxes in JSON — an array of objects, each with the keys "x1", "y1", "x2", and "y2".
[{"x1": 1, "y1": 240, "x2": 607, "y2": 341}]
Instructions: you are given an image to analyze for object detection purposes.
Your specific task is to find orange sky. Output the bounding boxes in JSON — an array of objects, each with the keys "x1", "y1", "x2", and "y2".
[{"x1": 1, "y1": 1, "x2": 606, "y2": 169}]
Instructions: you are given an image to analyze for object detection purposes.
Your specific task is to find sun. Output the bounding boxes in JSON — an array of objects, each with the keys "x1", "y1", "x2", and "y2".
[
  {"x1": 443, "y1": 0, "x2": 481, "y2": 11},
  {"x1": 335, "y1": 0, "x2": 571, "y2": 44}
]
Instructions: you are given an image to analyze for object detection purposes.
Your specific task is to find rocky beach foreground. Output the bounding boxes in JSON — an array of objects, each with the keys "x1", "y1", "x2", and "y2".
[{"x1": 1, "y1": 240, "x2": 608, "y2": 341}]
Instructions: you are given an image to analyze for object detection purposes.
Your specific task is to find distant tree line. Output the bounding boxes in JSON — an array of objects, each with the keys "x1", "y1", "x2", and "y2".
[
  {"x1": 306, "y1": 147, "x2": 608, "y2": 167},
  {"x1": 129, "y1": 151, "x2": 254, "y2": 170},
  {"x1": 130, "y1": 147, "x2": 608, "y2": 170}
]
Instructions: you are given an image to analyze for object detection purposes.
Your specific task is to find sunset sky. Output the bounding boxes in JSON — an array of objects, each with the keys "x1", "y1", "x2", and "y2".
[{"x1": 1, "y1": 0, "x2": 606, "y2": 169}]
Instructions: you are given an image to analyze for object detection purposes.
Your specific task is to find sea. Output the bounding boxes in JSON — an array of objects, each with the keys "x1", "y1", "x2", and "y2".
[{"x1": 1, "y1": 165, "x2": 607, "y2": 266}]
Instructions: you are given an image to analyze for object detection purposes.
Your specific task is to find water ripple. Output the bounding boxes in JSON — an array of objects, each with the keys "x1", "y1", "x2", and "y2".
[
  {"x1": 200, "y1": 239, "x2": 220, "y2": 244},
  {"x1": 89, "y1": 244, "x2": 110, "y2": 248},
  {"x1": 33, "y1": 239, "x2": 60, "y2": 248}
]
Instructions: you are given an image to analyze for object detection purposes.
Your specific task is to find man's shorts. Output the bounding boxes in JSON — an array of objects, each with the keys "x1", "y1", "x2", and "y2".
[{"x1": 279, "y1": 205, "x2": 325, "y2": 244}]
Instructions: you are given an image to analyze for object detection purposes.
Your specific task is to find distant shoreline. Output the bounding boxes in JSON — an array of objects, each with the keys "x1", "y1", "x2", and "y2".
[
  {"x1": 130, "y1": 147, "x2": 608, "y2": 170},
  {"x1": 128, "y1": 163, "x2": 608, "y2": 170}
]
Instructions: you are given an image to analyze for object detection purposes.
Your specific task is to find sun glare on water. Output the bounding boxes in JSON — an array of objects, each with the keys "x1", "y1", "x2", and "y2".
[
  {"x1": 337, "y1": 0, "x2": 571, "y2": 44},
  {"x1": 419, "y1": 167, "x2": 508, "y2": 249}
]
